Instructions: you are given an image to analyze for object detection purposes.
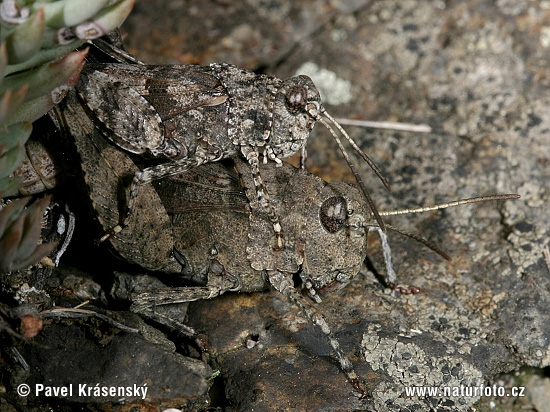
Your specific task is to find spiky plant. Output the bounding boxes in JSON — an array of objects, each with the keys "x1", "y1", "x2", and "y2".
[{"x1": 0, "y1": 0, "x2": 134, "y2": 272}]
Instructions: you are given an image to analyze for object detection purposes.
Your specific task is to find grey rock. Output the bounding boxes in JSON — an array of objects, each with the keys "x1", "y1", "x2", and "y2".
[{"x1": 10, "y1": 314, "x2": 212, "y2": 409}]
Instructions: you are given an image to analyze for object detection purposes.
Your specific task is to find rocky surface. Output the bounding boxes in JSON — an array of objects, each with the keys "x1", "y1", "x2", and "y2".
[
  {"x1": 2, "y1": 1, "x2": 548, "y2": 411},
  {"x1": 123, "y1": 1, "x2": 549, "y2": 410}
]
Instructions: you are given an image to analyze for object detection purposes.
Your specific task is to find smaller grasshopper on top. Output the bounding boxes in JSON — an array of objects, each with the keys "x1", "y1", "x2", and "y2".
[{"x1": 76, "y1": 37, "x2": 391, "y2": 249}]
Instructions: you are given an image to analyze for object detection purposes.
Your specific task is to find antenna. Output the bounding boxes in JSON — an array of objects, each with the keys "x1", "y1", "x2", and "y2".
[
  {"x1": 367, "y1": 193, "x2": 520, "y2": 255},
  {"x1": 313, "y1": 109, "x2": 434, "y2": 233},
  {"x1": 379, "y1": 194, "x2": 520, "y2": 217},
  {"x1": 318, "y1": 114, "x2": 386, "y2": 232},
  {"x1": 361, "y1": 193, "x2": 520, "y2": 289}
]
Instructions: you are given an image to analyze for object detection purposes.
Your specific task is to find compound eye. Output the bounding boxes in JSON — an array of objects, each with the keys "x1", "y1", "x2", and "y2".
[
  {"x1": 320, "y1": 196, "x2": 347, "y2": 233},
  {"x1": 285, "y1": 85, "x2": 308, "y2": 115}
]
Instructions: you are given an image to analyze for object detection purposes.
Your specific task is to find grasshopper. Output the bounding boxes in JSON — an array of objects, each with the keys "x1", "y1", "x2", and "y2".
[{"x1": 76, "y1": 38, "x2": 391, "y2": 249}]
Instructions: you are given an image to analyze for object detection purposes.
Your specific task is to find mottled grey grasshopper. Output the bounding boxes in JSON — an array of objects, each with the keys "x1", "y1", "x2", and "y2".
[{"x1": 76, "y1": 42, "x2": 391, "y2": 249}]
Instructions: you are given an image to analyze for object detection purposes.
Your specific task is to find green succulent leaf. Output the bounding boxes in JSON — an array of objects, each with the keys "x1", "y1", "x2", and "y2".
[
  {"x1": 0, "y1": 85, "x2": 28, "y2": 127},
  {"x1": 4, "y1": 49, "x2": 86, "y2": 126},
  {"x1": 31, "y1": 0, "x2": 110, "y2": 29},
  {"x1": 17, "y1": 195, "x2": 49, "y2": 260},
  {"x1": 0, "y1": 205, "x2": 25, "y2": 268},
  {"x1": 5, "y1": 92, "x2": 56, "y2": 125},
  {"x1": 0, "y1": 175, "x2": 22, "y2": 196},
  {"x1": 8, "y1": 240, "x2": 57, "y2": 271},
  {"x1": 1, "y1": 48, "x2": 87, "y2": 102},
  {"x1": 0, "y1": 196, "x2": 29, "y2": 238},
  {"x1": 74, "y1": 0, "x2": 134, "y2": 40},
  {"x1": 0, "y1": 142, "x2": 25, "y2": 179},
  {"x1": 5, "y1": 8, "x2": 45, "y2": 64},
  {"x1": 0, "y1": 195, "x2": 57, "y2": 272},
  {"x1": 5, "y1": 38, "x2": 84, "y2": 75},
  {"x1": 0, "y1": 120, "x2": 32, "y2": 151},
  {"x1": 0, "y1": 42, "x2": 7, "y2": 81},
  {"x1": 0, "y1": 121, "x2": 31, "y2": 179}
]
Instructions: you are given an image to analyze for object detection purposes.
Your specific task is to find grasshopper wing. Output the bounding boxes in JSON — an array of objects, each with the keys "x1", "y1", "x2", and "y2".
[{"x1": 78, "y1": 64, "x2": 228, "y2": 156}]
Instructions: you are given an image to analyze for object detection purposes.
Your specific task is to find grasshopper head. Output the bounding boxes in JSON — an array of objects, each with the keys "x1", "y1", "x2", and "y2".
[
  {"x1": 302, "y1": 181, "x2": 369, "y2": 290},
  {"x1": 268, "y1": 75, "x2": 321, "y2": 159}
]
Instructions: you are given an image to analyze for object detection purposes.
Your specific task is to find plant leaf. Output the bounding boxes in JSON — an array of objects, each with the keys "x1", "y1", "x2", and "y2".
[
  {"x1": 5, "y1": 8, "x2": 45, "y2": 65},
  {"x1": 74, "y1": 0, "x2": 135, "y2": 40},
  {"x1": 17, "y1": 196, "x2": 51, "y2": 261},
  {"x1": 1, "y1": 49, "x2": 88, "y2": 102},
  {"x1": 0, "y1": 208, "x2": 25, "y2": 271},
  {"x1": 8, "y1": 240, "x2": 57, "y2": 272},
  {"x1": 0, "y1": 196, "x2": 29, "y2": 237}
]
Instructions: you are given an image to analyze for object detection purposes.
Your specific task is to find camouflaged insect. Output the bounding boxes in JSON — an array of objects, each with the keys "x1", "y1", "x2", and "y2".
[{"x1": 76, "y1": 49, "x2": 390, "y2": 248}]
